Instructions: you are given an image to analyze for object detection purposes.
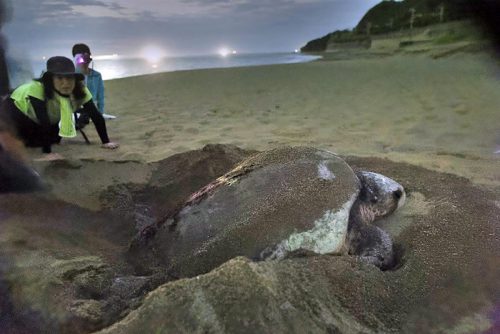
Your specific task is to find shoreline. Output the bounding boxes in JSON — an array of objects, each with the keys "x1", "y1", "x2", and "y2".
[
  {"x1": 27, "y1": 52, "x2": 321, "y2": 82},
  {"x1": 28, "y1": 51, "x2": 500, "y2": 188}
]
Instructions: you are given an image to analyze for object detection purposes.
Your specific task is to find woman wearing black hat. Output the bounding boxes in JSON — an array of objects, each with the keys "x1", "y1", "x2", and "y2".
[{"x1": 1, "y1": 56, "x2": 119, "y2": 161}]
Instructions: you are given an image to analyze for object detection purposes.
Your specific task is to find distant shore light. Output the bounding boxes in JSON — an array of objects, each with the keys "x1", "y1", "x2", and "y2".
[
  {"x1": 218, "y1": 48, "x2": 230, "y2": 57},
  {"x1": 141, "y1": 45, "x2": 165, "y2": 63},
  {"x1": 93, "y1": 54, "x2": 119, "y2": 60}
]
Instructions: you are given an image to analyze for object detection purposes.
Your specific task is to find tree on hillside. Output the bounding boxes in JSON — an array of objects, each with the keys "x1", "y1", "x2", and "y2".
[
  {"x1": 356, "y1": 0, "x2": 470, "y2": 34},
  {"x1": 300, "y1": 0, "x2": 472, "y2": 52}
]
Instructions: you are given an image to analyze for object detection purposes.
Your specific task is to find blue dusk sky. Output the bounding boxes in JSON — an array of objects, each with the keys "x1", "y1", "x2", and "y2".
[{"x1": 4, "y1": 0, "x2": 381, "y2": 59}]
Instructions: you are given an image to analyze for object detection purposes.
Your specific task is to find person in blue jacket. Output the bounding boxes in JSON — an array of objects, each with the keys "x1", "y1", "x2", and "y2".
[{"x1": 72, "y1": 43, "x2": 115, "y2": 119}]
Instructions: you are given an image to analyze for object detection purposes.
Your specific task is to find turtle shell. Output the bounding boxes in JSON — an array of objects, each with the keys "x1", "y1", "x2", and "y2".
[{"x1": 131, "y1": 146, "x2": 361, "y2": 277}]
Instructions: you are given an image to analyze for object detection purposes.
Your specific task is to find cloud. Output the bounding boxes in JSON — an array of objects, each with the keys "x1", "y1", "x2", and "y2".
[
  {"x1": 5, "y1": 0, "x2": 381, "y2": 58},
  {"x1": 10, "y1": 0, "x2": 369, "y2": 24},
  {"x1": 71, "y1": 4, "x2": 140, "y2": 20},
  {"x1": 9, "y1": 0, "x2": 133, "y2": 23},
  {"x1": 66, "y1": 0, "x2": 328, "y2": 21}
]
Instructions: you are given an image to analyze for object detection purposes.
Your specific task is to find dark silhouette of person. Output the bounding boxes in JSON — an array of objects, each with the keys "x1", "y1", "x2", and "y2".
[{"x1": 0, "y1": 0, "x2": 42, "y2": 192}]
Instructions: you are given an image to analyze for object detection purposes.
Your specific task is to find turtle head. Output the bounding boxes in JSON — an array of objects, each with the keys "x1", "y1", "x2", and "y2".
[{"x1": 356, "y1": 171, "x2": 406, "y2": 222}]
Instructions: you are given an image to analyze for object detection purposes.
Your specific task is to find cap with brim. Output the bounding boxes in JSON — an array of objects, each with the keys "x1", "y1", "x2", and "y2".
[{"x1": 42, "y1": 56, "x2": 84, "y2": 81}]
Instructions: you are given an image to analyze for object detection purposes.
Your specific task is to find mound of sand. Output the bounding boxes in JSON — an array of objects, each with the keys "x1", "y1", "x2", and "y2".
[{"x1": 1, "y1": 145, "x2": 499, "y2": 333}]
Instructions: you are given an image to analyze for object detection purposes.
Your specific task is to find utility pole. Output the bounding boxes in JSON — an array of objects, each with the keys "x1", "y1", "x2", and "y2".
[
  {"x1": 439, "y1": 4, "x2": 445, "y2": 23},
  {"x1": 409, "y1": 8, "x2": 416, "y2": 40},
  {"x1": 366, "y1": 22, "x2": 372, "y2": 36}
]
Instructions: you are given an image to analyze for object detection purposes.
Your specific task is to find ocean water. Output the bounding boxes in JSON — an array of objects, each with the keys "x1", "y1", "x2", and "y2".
[{"x1": 23, "y1": 52, "x2": 320, "y2": 82}]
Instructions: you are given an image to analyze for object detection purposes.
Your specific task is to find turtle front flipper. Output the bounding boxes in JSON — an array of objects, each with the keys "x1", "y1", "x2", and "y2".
[{"x1": 347, "y1": 217, "x2": 395, "y2": 270}]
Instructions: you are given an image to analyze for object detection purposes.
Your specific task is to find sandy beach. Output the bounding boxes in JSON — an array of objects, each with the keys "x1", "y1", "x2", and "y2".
[
  {"x1": 3, "y1": 50, "x2": 499, "y2": 333},
  {"x1": 44, "y1": 51, "x2": 500, "y2": 188},
  {"x1": 4, "y1": 0, "x2": 500, "y2": 329}
]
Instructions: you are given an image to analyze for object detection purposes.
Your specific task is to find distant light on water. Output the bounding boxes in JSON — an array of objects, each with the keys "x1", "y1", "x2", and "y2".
[
  {"x1": 218, "y1": 48, "x2": 238, "y2": 57},
  {"x1": 93, "y1": 54, "x2": 119, "y2": 60},
  {"x1": 218, "y1": 48, "x2": 230, "y2": 57},
  {"x1": 141, "y1": 45, "x2": 165, "y2": 63},
  {"x1": 30, "y1": 52, "x2": 322, "y2": 80}
]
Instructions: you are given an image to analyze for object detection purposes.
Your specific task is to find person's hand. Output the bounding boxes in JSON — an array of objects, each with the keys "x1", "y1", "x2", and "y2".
[
  {"x1": 34, "y1": 153, "x2": 65, "y2": 161},
  {"x1": 101, "y1": 142, "x2": 119, "y2": 149},
  {"x1": 76, "y1": 113, "x2": 90, "y2": 130}
]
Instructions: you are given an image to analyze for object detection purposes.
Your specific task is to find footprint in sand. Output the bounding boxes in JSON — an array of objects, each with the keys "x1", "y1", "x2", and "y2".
[
  {"x1": 453, "y1": 106, "x2": 470, "y2": 115},
  {"x1": 142, "y1": 130, "x2": 156, "y2": 139},
  {"x1": 449, "y1": 100, "x2": 470, "y2": 115},
  {"x1": 416, "y1": 95, "x2": 435, "y2": 112},
  {"x1": 271, "y1": 127, "x2": 312, "y2": 138},
  {"x1": 120, "y1": 152, "x2": 145, "y2": 161},
  {"x1": 424, "y1": 115, "x2": 438, "y2": 121}
]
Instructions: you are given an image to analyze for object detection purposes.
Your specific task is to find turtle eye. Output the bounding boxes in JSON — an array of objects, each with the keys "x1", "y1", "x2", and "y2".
[
  {"x1": 371, "y1": 195, "x2": 378, "y2": 204},
  {"x1": 393, "y1": 189, "x2": 403, "y2": 200}
]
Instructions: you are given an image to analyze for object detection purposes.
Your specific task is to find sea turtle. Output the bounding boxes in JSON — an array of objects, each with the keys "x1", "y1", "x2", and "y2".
[{"x1": 128, "y1": 146, "x2": 405, "y2": 277}]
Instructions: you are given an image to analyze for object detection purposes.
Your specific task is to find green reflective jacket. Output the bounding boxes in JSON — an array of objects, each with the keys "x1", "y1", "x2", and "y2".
[{"x1": 10, "y1": 81, "x2": 92, "y2": 137}]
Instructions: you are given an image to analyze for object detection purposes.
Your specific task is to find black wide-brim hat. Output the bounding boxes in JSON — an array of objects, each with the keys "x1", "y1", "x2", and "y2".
[{"x1": 41, "y1": 56, "x2": 85, "y2": 81}]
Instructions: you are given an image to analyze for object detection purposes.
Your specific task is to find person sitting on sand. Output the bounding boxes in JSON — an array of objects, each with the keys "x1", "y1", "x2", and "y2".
[
  {"x1": 72, "y1": 43, "x2": 115, "y2": 119},
  {"x1": 1, "y1": 56, "x2": 119, "y2": 161}
]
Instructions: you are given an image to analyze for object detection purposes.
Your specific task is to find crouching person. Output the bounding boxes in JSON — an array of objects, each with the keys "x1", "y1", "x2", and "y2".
[{"x1": 2, "y1": 56, "x2": 118, "y2": 161}]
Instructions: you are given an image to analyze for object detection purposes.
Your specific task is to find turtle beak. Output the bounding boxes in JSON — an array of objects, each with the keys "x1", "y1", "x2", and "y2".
[
  {"x1": 0, "y1": 148, "x2": 43, "y2": 193},
  {"x1": 357, "y1": 171, "x2": 406, "y2": 214},
  {"x1": 394, "y1": 188, "x2": 406, "y2": 210}
]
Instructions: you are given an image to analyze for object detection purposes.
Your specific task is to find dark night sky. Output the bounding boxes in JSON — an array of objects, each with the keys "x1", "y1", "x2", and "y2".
[{"x1": 5, "y1": 0, "x2": 381, "y2": 59}]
